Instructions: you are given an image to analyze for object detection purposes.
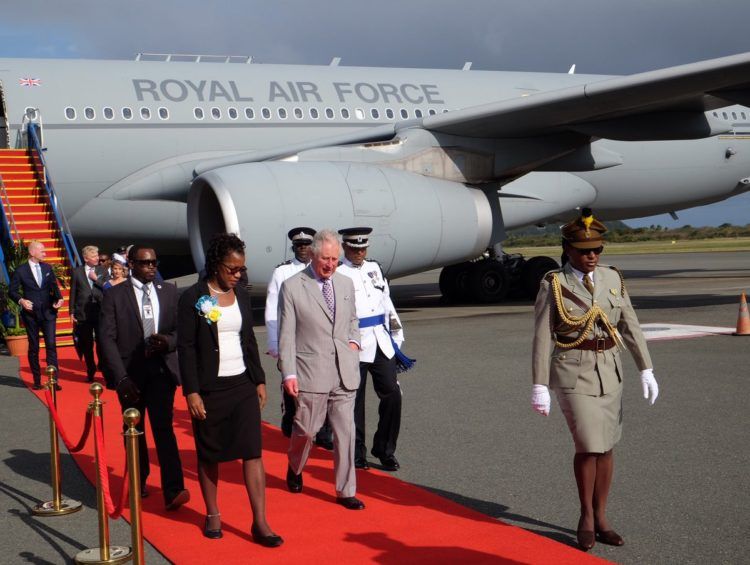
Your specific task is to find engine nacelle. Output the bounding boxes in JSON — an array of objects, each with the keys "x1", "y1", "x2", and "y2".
[{"x1": 188, "y1": 162, "x2": 493, "y2": 285}]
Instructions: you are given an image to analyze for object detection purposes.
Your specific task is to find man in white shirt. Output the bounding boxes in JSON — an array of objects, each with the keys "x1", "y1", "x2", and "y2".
[
  {"x1": 265, "y1": 227, "x2": 333, "y2": 447},
  {"x1": 70, "y1": 245, "x2": 106, "y2": 382},
  {"x1": 337, "y1": 227, "x2": 406, "y2": 472}
]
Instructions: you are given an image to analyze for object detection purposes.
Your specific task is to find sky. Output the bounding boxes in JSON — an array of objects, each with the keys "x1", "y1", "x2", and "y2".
[{"x1": 1, "y1": 0, "x2": 749, "y2": 226}]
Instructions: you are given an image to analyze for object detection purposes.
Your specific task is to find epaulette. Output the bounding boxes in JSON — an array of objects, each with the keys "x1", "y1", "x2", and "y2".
[
  {"x1": 543, "y1": 268, "x2": 563, "y2": 283},
  {"x1": 607, "y1": 265, "x2": 626, "y2": 296},
  {"x1": 275, "y1": 259, "x2": 293, "y2": 268}
]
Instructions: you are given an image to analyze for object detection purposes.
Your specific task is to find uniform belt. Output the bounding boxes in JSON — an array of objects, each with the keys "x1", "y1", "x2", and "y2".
[
  {"x1": 558, "y1": 336, "x2": 616, "y2": 352},
  {"x1": 359, "y1": 314, "x2": 386, "y2": 328}
]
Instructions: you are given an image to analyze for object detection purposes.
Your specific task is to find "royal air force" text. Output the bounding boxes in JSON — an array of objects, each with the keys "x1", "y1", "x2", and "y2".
[{"x1": 132, "y1": 79, "x2": 445, "y2": 105}]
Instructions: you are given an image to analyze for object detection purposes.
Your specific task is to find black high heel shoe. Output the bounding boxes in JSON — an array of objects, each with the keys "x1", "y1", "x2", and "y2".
[
  {"x1": 251, "y1": 524, "x2": 283, "y2": 548},
  {"x1": 203, "y1": 513, "x2": 223, "y2": 539}
]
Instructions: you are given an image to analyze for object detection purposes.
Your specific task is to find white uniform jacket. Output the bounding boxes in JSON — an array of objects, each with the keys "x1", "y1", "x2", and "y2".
[
  {"x1": 337, "y1": 258, "x2": 404, "y2": 363},
  {"x1": 265, "y1": 257, "x2": 308, "y2": 356}
]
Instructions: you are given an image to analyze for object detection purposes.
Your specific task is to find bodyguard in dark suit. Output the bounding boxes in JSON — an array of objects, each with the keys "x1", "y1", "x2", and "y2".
[
  {"x1": 99, "y1": 245, "x2": 189, "y2": 510},
  {"x1": 9, "y1": 241, "x2": 64, "y2": 389},
  {"x1": 69, "y1": 245, "x2": 105, "y2": 382}
]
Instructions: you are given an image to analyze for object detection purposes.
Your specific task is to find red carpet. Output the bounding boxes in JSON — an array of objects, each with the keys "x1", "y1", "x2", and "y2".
[{"x1": 19, "y1": 348, "x2": 608, "y2": 564}]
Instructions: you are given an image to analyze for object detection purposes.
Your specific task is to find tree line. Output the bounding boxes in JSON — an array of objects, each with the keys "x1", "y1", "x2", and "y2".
[{"x1": 505, "y1": 222, "x2": 750, "y2": 247}]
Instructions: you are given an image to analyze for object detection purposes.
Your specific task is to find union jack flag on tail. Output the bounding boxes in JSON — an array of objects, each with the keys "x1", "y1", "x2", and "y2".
[{"x1": 19, "y1": 77, "x2": 41, "y2": 87}]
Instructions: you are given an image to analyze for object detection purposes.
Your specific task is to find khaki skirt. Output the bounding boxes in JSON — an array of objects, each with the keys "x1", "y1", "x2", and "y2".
[{"x1": 555, "y1": 387, "x2": 623, "y2": 453}]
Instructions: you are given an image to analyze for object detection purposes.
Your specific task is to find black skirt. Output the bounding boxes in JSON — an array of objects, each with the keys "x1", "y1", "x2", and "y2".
[{"x1": 192, "y1": 373, "x2": 262, "y2": 463}]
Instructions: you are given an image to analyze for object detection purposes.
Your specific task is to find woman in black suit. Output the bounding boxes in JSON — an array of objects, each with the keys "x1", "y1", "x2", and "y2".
[{"x1": 178, "y1": 233, "x2": 282, "y2": 547}]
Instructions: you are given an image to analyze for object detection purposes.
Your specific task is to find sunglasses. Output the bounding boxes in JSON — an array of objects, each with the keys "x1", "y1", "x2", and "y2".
[
  {"x1": 574, "y1": 246, "x2": 604, "y2": 256},
  {"x1": 221, "y1": 263, "x2": 248, "y2": 275},
  {"x1": 133, "y1": 259, "x2": 160, "y2": 267}
]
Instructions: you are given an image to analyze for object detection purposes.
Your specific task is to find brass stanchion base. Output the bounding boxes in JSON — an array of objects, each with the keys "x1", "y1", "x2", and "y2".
[
  {"x1": 74, "y1": 546, "x2": 132, "y2": 564},
  {"x1": 32, "y1": 498, "x2": 83, "y2": 516}
]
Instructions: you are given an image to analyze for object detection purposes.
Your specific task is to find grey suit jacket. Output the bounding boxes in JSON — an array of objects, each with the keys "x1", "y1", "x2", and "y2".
[
  {"x1": 532, "y1": 263, "x2": 652, "y2": 396},
  {"x1": 278, "y1": 266, "x2": 361, "y2": 393}
]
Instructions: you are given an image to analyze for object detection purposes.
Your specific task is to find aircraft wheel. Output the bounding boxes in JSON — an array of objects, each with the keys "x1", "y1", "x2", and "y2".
[
  {"x1": 521, "y1": 256, "x2": 559, "y2": 299},
  {"x1": 439, "y1": 263, "x2": 472, "y2": 302},
  {"x1": 468, "y1": 261, "x2": 510, "y2": 303}
]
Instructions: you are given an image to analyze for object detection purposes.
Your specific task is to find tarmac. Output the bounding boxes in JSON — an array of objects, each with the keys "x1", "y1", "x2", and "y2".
[{"x1": 1, "y1": 251, "x2": 748, "y2": 564}]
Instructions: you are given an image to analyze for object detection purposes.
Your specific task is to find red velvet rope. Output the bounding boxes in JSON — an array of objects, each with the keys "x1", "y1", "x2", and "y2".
[
  {"x1": 43, "y1": 389, "x2": 92, "y2": 453},
  {"x1": 93, "y1": 412, "x2": 130, "y2": 519}
]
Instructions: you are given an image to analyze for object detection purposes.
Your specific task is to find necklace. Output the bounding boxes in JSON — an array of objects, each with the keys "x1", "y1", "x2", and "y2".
[{"x1": 207, "y1": 282, "x2": 231, "y2": 295}]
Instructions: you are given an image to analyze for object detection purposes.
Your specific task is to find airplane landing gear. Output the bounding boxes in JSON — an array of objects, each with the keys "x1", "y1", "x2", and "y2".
[{"x1": 439, "y1": 253, "x2": 558, "y2": 303}]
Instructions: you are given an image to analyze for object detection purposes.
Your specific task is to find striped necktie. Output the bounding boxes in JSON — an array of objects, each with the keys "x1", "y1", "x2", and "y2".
[{"x1": 141, "y1": 285, "x2": 155, "y2": 339}]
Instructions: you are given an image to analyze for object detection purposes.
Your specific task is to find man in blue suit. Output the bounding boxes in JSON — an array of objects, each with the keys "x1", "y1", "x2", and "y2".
[{"x1": 9, "y1": 241, "x2": 64, "y2": 389}]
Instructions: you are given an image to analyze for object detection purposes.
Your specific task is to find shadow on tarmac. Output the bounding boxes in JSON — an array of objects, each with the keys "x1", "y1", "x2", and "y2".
[{"x1": 419, "y1": 485, "x2": 579, "y2": 549}]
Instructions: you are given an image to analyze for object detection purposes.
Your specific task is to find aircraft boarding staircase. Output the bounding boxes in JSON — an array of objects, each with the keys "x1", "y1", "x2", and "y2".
[{"x1": 0, "y1": 123, "x2": 81, "y2": 346}]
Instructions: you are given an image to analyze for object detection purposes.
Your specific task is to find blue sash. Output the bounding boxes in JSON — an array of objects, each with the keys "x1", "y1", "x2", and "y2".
[{"x1": 357, "y1": 314, "x2": 415, "y2": 373}]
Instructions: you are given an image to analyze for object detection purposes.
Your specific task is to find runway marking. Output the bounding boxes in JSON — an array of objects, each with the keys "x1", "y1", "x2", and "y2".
[{"x1": 641, "y1": 323, "x2": 735, "y2": 341}]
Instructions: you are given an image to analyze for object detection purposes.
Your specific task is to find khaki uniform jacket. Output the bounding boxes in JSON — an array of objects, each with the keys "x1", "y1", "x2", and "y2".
[{"x1": 532, "y1": 263, "x2": 652, "y2": 396}]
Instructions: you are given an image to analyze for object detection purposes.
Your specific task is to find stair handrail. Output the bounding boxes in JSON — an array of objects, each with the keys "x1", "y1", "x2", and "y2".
[
  {"x1": 26, "y1": 123, "x2": 81, "y2": 268},
  {"x1": 0, "y1": 173, "x2": 21, "y2": 243},
  {"x1": 0, "y1": 174, "x2": 15, "y2": 283}
]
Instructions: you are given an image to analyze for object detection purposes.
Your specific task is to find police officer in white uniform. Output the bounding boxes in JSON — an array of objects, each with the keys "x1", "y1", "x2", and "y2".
[
  {"x1": 337, "y1": 227, "x2": 405, "y2": 471},
  {"x1": 265, "y1": 227, "x2": 333, "y2": 447}
]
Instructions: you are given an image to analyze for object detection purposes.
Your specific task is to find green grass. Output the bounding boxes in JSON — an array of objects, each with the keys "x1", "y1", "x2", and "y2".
[{"x1": 506, "y1": 237, "x2": 750, "y2": 257}]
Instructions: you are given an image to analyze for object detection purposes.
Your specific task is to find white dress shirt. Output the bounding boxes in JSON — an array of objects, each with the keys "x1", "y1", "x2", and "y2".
[{"x1": 130, "y1": 278, "x2": 160, "y2": 333}]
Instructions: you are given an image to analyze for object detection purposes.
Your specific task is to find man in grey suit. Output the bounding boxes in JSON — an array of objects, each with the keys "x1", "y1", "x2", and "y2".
[{"x1": 278, "y1": 229, "x2": 365, "y2": 510}]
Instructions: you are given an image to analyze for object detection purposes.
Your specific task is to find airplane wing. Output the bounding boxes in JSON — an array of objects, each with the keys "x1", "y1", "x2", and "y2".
[
  {"x1": 194, "y1": 52, "x2": 750, "y2": 174},
  {"x1": 422, "y1": 52, "x2": 750, "y2": 138}
]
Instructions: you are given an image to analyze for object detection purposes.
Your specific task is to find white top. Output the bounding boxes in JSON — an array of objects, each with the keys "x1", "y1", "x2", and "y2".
[
  {"x1": 217, "y1": 299, "x2": 246, "y2": 377},
  {"x1": 337, "y1": 258, "x2": 404, "y2": 363},
  {"x1": 264, "y1": 257, "x2": 308, "y2": 356}
]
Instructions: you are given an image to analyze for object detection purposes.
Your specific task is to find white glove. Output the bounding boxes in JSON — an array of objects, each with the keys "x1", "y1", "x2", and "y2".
[
  {"x1": 640, "y1": 369, "x2": 659, "y2": 405},
  {"x1": 531, "y1": 384, "x2": 551, "y2": 416}
]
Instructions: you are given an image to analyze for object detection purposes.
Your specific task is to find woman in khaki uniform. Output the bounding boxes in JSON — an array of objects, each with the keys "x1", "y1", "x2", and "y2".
[{"x1": 531, "y1": 209, "x2": 659, "y2": 551}]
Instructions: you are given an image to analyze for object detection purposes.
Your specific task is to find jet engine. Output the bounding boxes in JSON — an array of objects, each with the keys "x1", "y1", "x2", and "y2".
[{"x1": 188, "y1": 162, "x2": 493, "y2": 288}]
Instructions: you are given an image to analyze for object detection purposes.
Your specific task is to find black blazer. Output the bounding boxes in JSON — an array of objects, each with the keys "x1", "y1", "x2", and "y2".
[
  {"x1": 9, "y1": 261, "x2": 62, "y2": 321},
  {"x1": 69, "y1": 265, "x2": 105, "y2": 322},
  {"x1": 99, "y1": 279, "x2": 180, "y2": 388},
  {"x1": 178, "y1": 281, "x2": 266, "y2": 396}
]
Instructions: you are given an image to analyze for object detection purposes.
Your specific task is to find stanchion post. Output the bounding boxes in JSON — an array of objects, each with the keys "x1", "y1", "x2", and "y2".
[
  {"x1": 32, "y1": 366, "x2": 83, "y2": 517},
  {"x1": 75, "y1": 383, "x2": 131, "y2": 564},
  {"x1": 124, "y1": 408, "x2": 145, "y2": 565}
]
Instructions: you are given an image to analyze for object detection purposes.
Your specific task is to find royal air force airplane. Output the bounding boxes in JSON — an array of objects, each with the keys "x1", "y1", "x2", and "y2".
[{"x1": 1, "y1": 52, "x2": 749, "y2": 302}]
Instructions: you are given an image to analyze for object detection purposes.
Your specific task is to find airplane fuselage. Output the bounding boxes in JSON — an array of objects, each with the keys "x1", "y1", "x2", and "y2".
[{"x1": 1, "y1": 57, "x2": 748, "y2": 279}]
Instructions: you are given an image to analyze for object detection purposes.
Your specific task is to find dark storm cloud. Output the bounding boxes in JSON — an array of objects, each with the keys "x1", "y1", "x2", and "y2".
[{"x1": 2, "y1": 0, "x2": 749, "y2": 73}]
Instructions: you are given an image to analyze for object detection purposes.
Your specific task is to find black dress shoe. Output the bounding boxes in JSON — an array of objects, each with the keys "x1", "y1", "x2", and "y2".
[
  {"x1": 355, "y1": 457, "x2": 370, "y2": 470},
  {"x1": 251, "y1": 524, "x2": 283, "y2": 547},
  {"x1": 54, "y1": 384, "x2": 62, "y2": 391},
  {"x1": 596, "y1": 529, "x2": 624, "y2": 546},
  {"x1": 204, "y1": 515, "x2": 223, "y2": 539},
  {"x1": 286, "y1": 466, "x2": 303, "y2": 493},
  {"x1": 140, "y1": 486, "x2": 149, "y2": 499},
  {"x1": 336, "y1": 496, "x2": 365, "y2": 510},
  {"x1": 374, "y1": 453, "x2": 400, "y2": 471},
  {"x1": 32, "y1": 383, "x2": 43, "y2": 390},
  {"x1": 165, "y1": 489, "x2": 190, "y2": 511},
  {"x1": 87, "y1": 376, "x2": 95, "y2": 383}
]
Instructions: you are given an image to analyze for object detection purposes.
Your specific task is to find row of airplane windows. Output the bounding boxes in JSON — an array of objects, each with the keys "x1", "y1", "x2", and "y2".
[
  {"x1": 712, "y1": 110, "x2": 748, "y2": 121},
  {"x1": 59, "y1": 105, "x2": 449, "y2": 122},
  {"x1": 54, "y1": 106, "x2": 750, "y2": 124}
]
